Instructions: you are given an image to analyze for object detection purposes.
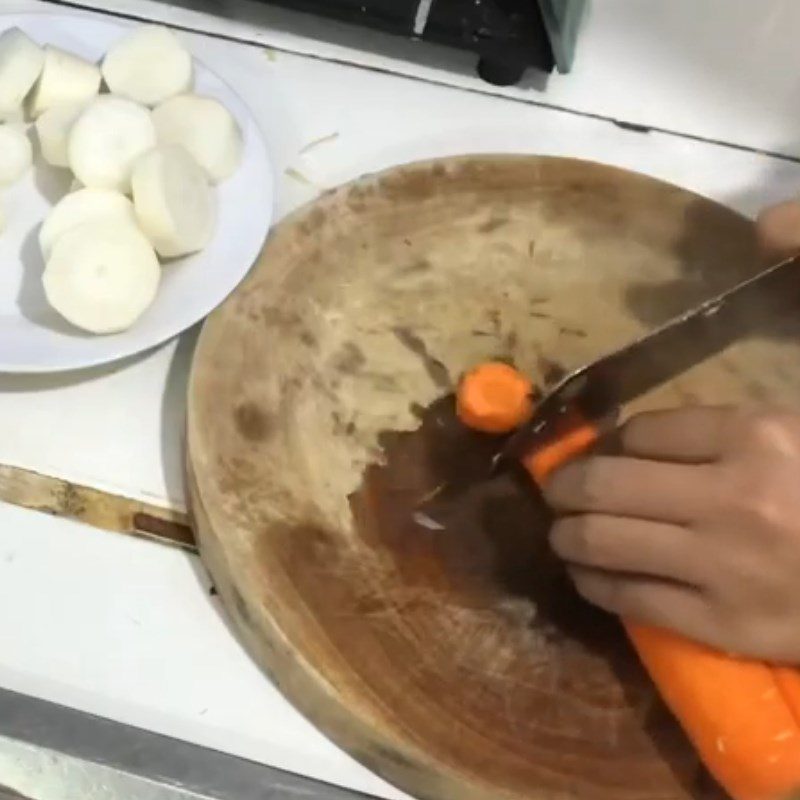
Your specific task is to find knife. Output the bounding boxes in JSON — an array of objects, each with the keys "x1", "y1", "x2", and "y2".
[{"x1": 501, "y1": 253, "x2": 800, "y2": 460}]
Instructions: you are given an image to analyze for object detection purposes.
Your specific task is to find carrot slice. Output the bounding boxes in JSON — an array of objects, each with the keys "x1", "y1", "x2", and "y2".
[
  {"x1": 456, "y1": 362, "x2": 533, "y2": 434},
  {"x1": 456, "y1": 360, "x2": 800, "y2": 800}
]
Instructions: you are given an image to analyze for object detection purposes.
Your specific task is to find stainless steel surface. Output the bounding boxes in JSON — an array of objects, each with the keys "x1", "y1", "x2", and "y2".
[
  {"x1": 503, "y1": 253, "x2": 800, "y2": 457},
  {"x1": 0, "y1": 688, "x2": 373, "y2": 800}
]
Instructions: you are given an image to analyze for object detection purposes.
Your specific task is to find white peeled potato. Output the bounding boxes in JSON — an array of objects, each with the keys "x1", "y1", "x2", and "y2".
[
  {"x1": 0, "y1": 124, "x2": 32, "y2": 186},
  {"x1": 152, "y1": 93, "x2": 242, "y2": 183},
  {"x1": 132, "y1": 145, "x2": 215, "y2": 258},
  {"x1": 39, "y1": 187, "x2": 136, "y2": 260},
  {"x1": 43, "y1": 220, "x2": 160, "y2": 334},
  {"x1": 28, "y1": 46, "x2": 101, "y2": 118},
  {"x1": 0, "y1": 28, "x2": 44, "y2": 114},
  {"x1": 35, "y1": 102, "x2": 86, "y2": 167},
  {"x1": 68, "y1": 95, "x2": 156, "y2": 192},
  {"x1": 0, "y1": 105, "x2": 24, "y2": 123},
  {"x1": 102, "y1": 25, "x2": 192, "y2": 107}
]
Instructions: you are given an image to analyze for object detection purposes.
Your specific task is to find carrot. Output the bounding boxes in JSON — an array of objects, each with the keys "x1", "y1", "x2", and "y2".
[
  {"x1": 628, "y1": 624, "x2": 800, "y2": 800},
  {"x1": 456, "y1": 361, "x2": 800, "y2": 800},
  {"x1": 520, "y1": 409, "x2": 599, "y2": 483},
  {"x1": 456, "y1": 362, "x2": 533, "y2": 434},
  {"x1": 774, "y1": 667, "x2": 800, "y2": 726}
]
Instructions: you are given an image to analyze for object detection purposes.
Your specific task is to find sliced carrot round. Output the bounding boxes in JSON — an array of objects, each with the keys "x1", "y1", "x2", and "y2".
[{"x1": 456, "y1": 361, "x2": 534, "y2": 434}]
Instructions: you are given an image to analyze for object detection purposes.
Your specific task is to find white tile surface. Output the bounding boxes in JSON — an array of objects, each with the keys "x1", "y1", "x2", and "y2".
[
  {"x1": 0, "y1": 502, "x2": 407, "y2": 799},
  {"x1": 2, "y1": 2, "x2": 800, "y2": 799}
]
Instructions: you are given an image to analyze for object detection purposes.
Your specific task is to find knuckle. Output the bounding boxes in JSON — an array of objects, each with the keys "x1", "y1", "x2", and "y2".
[
  {"x1": 740, "y1": 410, "x2": 800, "y2": 455},
  {"x1": 721, "y1": 467, "x2": 785, "y2": 528},
  {"x1": 747, "y1": 491, "x2": 785, "y2": 528}
]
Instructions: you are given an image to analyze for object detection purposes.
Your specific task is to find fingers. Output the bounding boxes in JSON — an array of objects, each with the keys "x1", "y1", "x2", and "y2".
[
  {"x1": 756, "y1": 200, "x2": 800, "y2": 262},
  {"x1": 568, "y1": 565, "x2": 714, "y2": 636},
  {"x1": 544, "y1": 455, "x2": 714, "y2": 523},
  {"x1": 620, "y1": 406, "x2": 733, "y2": 463},
  {"x1": 550, "y1": 514, "x2": 701, "y2": 584}
]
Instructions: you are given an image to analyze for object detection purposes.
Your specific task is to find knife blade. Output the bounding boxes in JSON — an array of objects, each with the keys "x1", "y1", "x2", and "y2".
[{"x1": 501, "y1": 253, "x2": 800, "y2": 460}]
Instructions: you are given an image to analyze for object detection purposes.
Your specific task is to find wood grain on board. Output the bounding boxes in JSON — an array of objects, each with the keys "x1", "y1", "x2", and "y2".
[{"x1": 187, "y1": 156, "x2": 796, "y2": 800}]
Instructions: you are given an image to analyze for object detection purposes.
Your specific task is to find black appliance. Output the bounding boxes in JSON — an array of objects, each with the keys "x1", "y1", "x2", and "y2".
[{"x1": 254, "y1": 0, "x2": 584, "y2": 86}]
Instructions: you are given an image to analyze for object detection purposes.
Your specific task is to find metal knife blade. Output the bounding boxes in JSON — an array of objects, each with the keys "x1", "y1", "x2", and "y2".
[{"x1": 501, "y1": 253, "x2": 800, "y2": 459}]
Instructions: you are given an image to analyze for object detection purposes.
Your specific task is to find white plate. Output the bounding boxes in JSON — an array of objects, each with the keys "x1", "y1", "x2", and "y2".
[{"x1": 0, "y1": 13, "x2": 274, "y2": 373}]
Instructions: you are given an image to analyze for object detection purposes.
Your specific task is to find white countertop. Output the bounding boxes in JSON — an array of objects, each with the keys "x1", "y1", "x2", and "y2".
[{"x1": 2, "y1": 2, "x2": 800, "y2": 798}]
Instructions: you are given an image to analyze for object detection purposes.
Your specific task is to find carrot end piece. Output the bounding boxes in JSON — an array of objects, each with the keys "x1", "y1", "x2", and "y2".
[{"x1": 520, "y1": 418, "x2": 599, "y2": 484}]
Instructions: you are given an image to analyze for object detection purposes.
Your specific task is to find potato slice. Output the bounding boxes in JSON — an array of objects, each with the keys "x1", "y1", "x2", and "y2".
[
  {"x1": 102, "y1": 25, "x2": 192, "y2": 107},
  {"x1": 0, "y1": 105, "x2": 25, "y2": 123},
  {"x1": 28, "y1": 45, "x2": 101, "y2": 118},
  {"x1": 131, "y1": 144, "x2": 215, "y2": 258},
  {"x1": 0, "y1": 123, "x2": 32, "y2": 186},
  {"x1": 0, "y1": 28, "x2": 44, "y2": 115},
  {"x1": 43, "y1": 220, "x2": 160, "y2": 334},
  {"x1": 68, "y1": 95, "x2": 156, "y2": 192},
  {"x1": 152, "y1": 93, "x2": 242, "y2": 183},
  {"x1": 39, "y1": 187, "x2": 136, "y2": 261},
  {"x1": 35, "y1": 101, "x2": 86, "y2": 167}
]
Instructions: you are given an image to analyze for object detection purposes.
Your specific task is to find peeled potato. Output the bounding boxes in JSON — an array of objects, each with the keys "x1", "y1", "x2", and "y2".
[
  {"x1": 39, "y1": 187, "x2": 136, "y2": 260},
  {"x1": 0, "y1": 124, "x2": 32, "y2": 186},
  {"x1": 68, "y1": 95, "x2": 156, "y2": 192},
  {"x1": 28, "y1": 45, "x2": 101, "y2": 118},
  {"x1": 152, "y1": 93, "x2": 242, "y2": 183},
  {"x1": 0, "y1": 28, "x2": 44, "y2": 115},
  {"x1": 102, "y1": 25, "x2": 192, "y2": 107},
  {"x1": 43, "y1": 220, "x2": 160, "y2": 334},
  {"x1": 0, "y1": 105, "x2": 25, "y2": 123},
  {"x1": 132, "y1": 144, "x2": 215, "y2": 258},
  {"x1": 35, "y1": 102, "x2": 86, "y2": 167}
]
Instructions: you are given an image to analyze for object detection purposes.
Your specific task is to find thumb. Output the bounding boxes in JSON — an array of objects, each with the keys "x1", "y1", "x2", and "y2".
[{"x1": 756, "y1": 200, "x2": 800, "y2": 262}]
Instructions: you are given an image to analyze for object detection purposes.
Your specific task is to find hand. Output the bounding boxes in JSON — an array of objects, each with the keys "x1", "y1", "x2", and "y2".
[
  {"x1": 543, "y1": 200, "x2": 800, "y2": 663},
  {"x1": 545, "y1": 406, "x2": 800, "y2": 662}
]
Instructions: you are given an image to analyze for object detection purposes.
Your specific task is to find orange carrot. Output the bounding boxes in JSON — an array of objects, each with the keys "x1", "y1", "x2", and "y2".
[
  {"x1": 628, "y1": 624, "x2": 800, "y2": 800},
  {"x1": 774, "y1": 667, "x2": 800, "y2": 726},
  {"x1": 520, "y1": 409, "x2": 599, "y2": 483},
  {"x1": 456, "y1": 361, "x2": 800, "y2": 800},
  {"x1": 456, "y1": 362, "x2": 533, "y2": 434}
]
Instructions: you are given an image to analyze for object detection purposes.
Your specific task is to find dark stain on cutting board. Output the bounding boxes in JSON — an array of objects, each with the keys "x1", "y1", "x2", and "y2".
[{"x1": 268, "y1": 394, "x2": 724, "y2": 799}]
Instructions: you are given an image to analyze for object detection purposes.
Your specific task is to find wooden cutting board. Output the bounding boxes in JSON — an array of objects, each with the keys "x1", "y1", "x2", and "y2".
[{"x1": 187, "y1": 156, "x2": 800, "y2": 800}]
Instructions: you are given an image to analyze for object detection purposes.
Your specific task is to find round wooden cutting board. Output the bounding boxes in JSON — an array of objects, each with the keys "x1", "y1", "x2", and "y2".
[{"x1": 187, "y1": 156, "x2": 800, "y2": 800}]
